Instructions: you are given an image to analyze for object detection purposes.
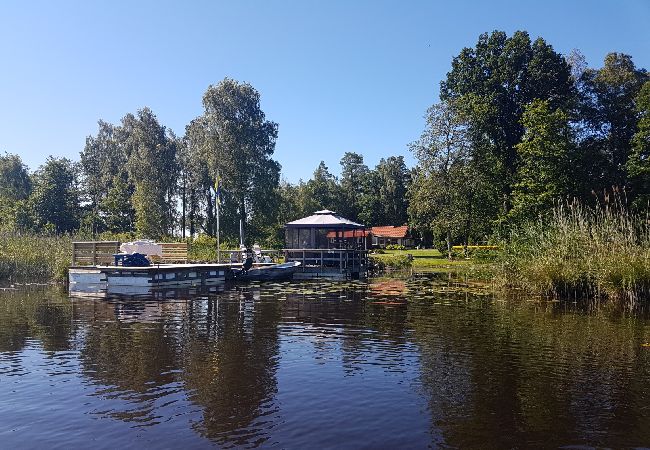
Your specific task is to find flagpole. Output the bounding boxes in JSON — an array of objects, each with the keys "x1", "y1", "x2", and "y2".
[
  {"x1": 216, "y1": 199, "x2": 220, "y2": 263},
  {"x1": 216, "y1": 171, "x2": 221, "y2": 263}
]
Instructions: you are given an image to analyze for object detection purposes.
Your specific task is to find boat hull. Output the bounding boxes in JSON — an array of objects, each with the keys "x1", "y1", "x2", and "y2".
[{"x1": 233, "y1": 261, "x2": 301, "y2": 282}]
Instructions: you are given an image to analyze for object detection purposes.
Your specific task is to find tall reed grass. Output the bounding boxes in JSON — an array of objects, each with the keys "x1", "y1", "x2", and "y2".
[
  {"x1": 0, "y1": 232, "x2": 72, "y2": 284},
  {"x1": 496, "y1": 200, "x2": 650, "y2": 306}
]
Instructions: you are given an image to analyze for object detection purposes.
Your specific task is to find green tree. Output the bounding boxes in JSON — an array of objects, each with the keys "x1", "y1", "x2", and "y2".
[
  {"x1": 194, "y1": 78, "x2": 280, "y2": 242},
  {"x1": 305, "y1": 161, "x2": 341, "y2": 213},
  {"x1": 409, "y1": 100, "x2": 472, "y2": 256},
  {"x1": 509, "y1": 100, "x2": 574, "y2": 223},
  {"x1": 357, "y1": 170, "x2": 383, "y2": 227},
  {"x1": 0, "y1": 153, "x2": 31, "y2": 201},
  {"x1": 578, "y1": 53, "x2": 648, "y2": 193},
  {"x1": 339, "y1": 152, "x2": 369, "y2": 221},
  {"x1": 0, "y1": 153, "x2": 32, "y2": 231},
  {"x1": 30, "y1": 157, "x2": 80, "y2": 233},
  {"x1": 184, "y1": 117, "x2": 219, "y2": 237},
  {"x1": 440, "y1": 30, "x2": 573, "y2": 217},
  {"x1": 263, "y1": 180, "x2": 303, "y2": 248},
  {"x1": 627, "y1": 81, "x2": 650, "y2": 210},
  {"x1": 100, "y1": 171, "x2": 135, "y2": 233},
  {"x1": 376, "y1": 156, "x2": 410, "y2": 225},
  {"x1": 79, "y1": 120, "x2": 128, "y2": 233},
  {"x1": 123, "y1": 108, "x2": 178, "y2": 239}
]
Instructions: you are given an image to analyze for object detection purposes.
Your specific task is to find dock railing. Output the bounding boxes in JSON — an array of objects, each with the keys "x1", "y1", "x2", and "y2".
[
  {"x1": 159, "y1": 242, "x2": 188, "y2": 263},
  {"x1": 283, "y1": 248, "x2": 368, "y2": 272},
  {"x1": 211, "y1": 249, "x2": 283, "y2": 264},
  {"x1": 72, "y1": 241, "x2": 120, "y2": 266},
  {"x1": 72, "y1": 240, "x2": 284, "y2": 266}
]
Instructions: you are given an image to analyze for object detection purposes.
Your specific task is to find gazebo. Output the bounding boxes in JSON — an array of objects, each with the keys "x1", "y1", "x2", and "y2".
[{"x1": 284, "y1": 210, "x2": 368, "y2": 279}]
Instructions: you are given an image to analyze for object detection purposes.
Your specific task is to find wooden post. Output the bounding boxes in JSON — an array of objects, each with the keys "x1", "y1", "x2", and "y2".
[{"x1": 92, "y1": 242, "x2": 97, "y2": 266}]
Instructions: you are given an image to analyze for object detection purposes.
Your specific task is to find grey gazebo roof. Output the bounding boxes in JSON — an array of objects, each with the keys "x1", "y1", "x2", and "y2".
[{"x1": 285, "y1": 210, "x2": 365, "y2": 229}]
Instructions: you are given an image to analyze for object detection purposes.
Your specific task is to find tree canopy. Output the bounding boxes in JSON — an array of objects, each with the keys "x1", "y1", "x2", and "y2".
[{"x1": 1, "y1": 31, "x2": 648, "y2": 252}]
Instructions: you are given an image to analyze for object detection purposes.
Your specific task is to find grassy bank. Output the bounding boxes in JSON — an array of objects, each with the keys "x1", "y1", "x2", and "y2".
[
  {"x1": 495, "y1": 202, "x2": 650, "y2": 305},
  {"x1": 370, "y1": 248, "x2": 473, "y2": 271}
]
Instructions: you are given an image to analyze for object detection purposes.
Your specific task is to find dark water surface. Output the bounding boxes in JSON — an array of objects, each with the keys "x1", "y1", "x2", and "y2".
[{"x1": 1, "y1": 275, "x2": 650, "y2": 449}]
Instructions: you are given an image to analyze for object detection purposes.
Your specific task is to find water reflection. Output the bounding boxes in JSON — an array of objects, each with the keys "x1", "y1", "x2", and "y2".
[
  {"x1": 182, "y1": 289, "x2": 281, "y2": 447},
  {"x1": 0, "y1": 278, "x2": 649, "y2": 448}
]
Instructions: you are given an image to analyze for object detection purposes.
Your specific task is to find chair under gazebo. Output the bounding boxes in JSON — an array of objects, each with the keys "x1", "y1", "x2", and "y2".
[{"x1": 284, "y1": 210, "x2": 369, "y2": 279}]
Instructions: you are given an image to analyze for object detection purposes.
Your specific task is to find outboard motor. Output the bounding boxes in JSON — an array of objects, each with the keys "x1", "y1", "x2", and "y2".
[{"x1": 242, "y1": 247, "x2": 254, "y2": 273}]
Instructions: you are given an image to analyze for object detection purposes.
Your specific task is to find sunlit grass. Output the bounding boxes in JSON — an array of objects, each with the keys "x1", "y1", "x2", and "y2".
[{"x1": 370, "y1": 248, "x2": 472, "y2": 271}]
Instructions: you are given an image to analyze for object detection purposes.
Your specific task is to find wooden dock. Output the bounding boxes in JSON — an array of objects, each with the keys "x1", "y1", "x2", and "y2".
[
  {"x1": 284, "y1": 249, "x2": 368, "y2": 280},
  {"x1": 68, "y1": 263, "x2": 233, "y2": 295}
]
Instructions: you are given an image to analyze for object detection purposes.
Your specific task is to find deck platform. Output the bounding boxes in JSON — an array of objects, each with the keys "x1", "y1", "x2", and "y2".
[
  {"x1": 284, "y1": 249, "x2": 368, "y2": 280},
  {"x1": 69, "y1": 263, "x2": 234, "y2": 295}
]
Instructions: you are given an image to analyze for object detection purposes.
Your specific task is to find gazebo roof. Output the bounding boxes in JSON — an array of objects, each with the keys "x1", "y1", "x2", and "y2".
[{"x1": 285, "y1": 210, "x2": 365, "y2": 229}]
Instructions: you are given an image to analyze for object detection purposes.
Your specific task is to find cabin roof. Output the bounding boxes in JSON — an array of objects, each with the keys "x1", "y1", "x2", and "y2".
[
  {"x1": 371, "y1": 225, "x2": 409, "y2": 238},
  {"x1": 285, "y1": 210, "x2": 365, "y2": 229}
]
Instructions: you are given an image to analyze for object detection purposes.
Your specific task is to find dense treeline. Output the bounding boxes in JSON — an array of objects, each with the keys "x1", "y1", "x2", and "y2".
[
  {"x1": 1, "y1": 30, "x2": 649, "y2": 254},
  {"x1": 0, "y1": 78, "x2": 412, "y2": 247},
  {"x1": 410, "y1": 31, "x2": 649, "y2": 252}
]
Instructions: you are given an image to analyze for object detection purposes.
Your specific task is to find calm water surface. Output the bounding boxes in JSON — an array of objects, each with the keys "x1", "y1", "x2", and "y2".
[{"x1": 1, "y1": 275, "x2": 650, "y2": 449}]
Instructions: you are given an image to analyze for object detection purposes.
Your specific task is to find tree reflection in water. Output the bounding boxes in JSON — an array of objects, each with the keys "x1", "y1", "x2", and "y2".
[
  {"x1": 181, "y1": 286, "x2": 282, "y2": 447},
  {"x1": 1, "y1": 279, "x2": 650, "y2": 448}
]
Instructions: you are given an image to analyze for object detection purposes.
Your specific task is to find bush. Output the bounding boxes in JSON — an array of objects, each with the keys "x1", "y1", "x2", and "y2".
[
  {"x1": 385, "y1": 244, "x2": 406, "y2": 251},
  {"x1": 435, "y1": 240, "x2": 449, "y2": 254},
  {"x1": 369, "y1": 254, "x2": 412, "y2": 271},
  {"x1": 188, "y1": 234, "x2": 242, "y2": 262},
  {"x1": 471, "y1": 248, "x2": 500, "y2": 262}
]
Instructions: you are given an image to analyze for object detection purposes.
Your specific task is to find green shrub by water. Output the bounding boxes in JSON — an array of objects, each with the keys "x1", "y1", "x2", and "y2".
[
  {"x1": 370, "y1": 254, "x2": 413, "y2": 271},
  {"x1": 495, "y1": 201, "x2": 650, "y2": 305},
  {"x1": 187, "y1": 234, "x2": 241, "y2": 262}
]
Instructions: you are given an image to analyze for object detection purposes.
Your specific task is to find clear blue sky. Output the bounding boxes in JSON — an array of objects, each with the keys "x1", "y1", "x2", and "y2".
[{"x1": 1, "y1": 0, "x2": 648, "y2": 182}]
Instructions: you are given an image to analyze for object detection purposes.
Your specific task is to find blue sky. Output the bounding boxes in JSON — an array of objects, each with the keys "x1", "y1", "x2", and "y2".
[{"x1": 1, "y1": 0, "x2": 649, "y2": 183}]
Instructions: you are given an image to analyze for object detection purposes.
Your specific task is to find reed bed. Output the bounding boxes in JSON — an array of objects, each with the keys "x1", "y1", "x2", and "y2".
[
  {"x1": 0, "y1": 232, "x2": 72, "y2": 284},
  {"x1": 496, "y1": 201, "x2": 650, "y2": 306}
]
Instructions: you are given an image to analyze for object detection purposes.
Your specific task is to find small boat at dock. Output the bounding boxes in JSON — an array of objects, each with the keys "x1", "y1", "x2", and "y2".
[{"x1": 232, "y1": 261, "x2": 301, "y2": 282}]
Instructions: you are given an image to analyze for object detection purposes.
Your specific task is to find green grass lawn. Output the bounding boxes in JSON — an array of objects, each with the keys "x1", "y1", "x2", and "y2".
[{"x1": 370, "y1": 248, "x2": 472, "y2": 271}]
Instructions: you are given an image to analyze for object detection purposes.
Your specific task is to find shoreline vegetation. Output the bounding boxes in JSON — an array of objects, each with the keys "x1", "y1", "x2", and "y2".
[
  {"x1": 3, "y1": 200, "x2": 649, "y2": 308},
  {"x1": 495, "y1": 202, "x2": 650, "y2": 306},
  {"x1": 2, "y1": 31, "x2": 649, "y2": 308}
]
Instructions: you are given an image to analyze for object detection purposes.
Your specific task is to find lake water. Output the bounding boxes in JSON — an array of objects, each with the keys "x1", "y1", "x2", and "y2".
[{"x1": 1, "y1": 275, "x2": 650, "y2": 448}]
